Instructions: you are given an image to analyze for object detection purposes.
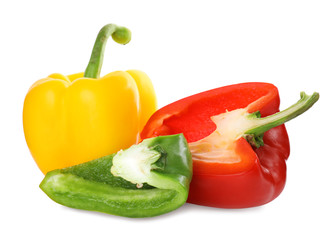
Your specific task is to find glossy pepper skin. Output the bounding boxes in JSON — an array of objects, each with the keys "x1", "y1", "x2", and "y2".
[
  {"x1": 40, "y1": 134, "x2": 192, "y2": 218},
  {"x1": 141, "y1": 83, "x2": 319, "y2": 208},
  {"x1": 23, "y1": 24, "x2": 157, "y2": 174}
]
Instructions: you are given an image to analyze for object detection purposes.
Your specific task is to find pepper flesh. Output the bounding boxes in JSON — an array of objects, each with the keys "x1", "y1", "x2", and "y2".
[
  {"x1": 23, "y1": 24, "x2": 157, "y2": 174},
  {"x1": 40, "y1": 134, "x2": 192, "y2": 218},
  {"x1": 141, "y1": 83, "x2": 318, "y2": 208}
]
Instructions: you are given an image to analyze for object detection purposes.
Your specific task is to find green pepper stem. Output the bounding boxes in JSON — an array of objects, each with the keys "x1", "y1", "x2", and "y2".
[
  {"x1": 84, "y1": 24, "x2": 131, "y2": 78},
  {"x1": 245, "y1": 92, "x2": 319, "y2": 136}
]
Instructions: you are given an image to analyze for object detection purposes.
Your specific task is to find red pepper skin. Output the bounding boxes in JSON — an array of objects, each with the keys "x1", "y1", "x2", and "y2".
[{"x1": 141, "y1": 83, "x2": 290, "y2": 208}]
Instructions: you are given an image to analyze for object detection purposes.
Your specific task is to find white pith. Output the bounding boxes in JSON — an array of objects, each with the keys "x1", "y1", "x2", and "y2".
[
  {"x1": 111, "y1": 143, "x2": 161, "y2": 186},
  {"x1": 189, "y1": 108, "x2": 255, "y2": 163}
]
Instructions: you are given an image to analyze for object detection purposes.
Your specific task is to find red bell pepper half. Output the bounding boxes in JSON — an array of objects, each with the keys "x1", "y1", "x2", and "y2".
[{"x1": 141, "y1": 82, "x2": 319, "y2": 208}]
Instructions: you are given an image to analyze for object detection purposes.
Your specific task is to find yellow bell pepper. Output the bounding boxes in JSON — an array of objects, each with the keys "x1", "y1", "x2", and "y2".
[{"x1": 23, "y1": 24, "x2": 157, "y2": 174}]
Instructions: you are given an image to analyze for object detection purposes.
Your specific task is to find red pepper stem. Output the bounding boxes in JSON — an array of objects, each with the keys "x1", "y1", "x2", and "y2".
[
  {"x1": 84, "y1": 24, "x2": 131, "y2": 79},
  {"x1": 245, "y1": 92, "x2": 319, "y2": 137}
]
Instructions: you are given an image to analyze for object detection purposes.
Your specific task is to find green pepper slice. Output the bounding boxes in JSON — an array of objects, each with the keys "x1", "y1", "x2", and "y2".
[{"x1": 40, "y1": 134, "x2": 192, "y2": 218}]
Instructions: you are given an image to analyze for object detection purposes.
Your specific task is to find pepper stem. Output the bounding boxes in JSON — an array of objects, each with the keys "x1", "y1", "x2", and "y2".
[
  {"x1": 84, "y1": 24, "x2": 131, "y2": 78},
  {"x1": 245, "y1": 92, "x2": 319, "y2": 137}
]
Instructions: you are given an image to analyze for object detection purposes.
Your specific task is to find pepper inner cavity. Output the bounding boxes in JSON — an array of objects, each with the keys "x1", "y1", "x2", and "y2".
[{"x1": 189, "y1": 107, "x2": 255, "y2": 163}]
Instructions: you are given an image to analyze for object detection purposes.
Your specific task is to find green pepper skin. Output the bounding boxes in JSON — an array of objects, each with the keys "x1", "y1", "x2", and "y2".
[{"x1": 40, "y1": 134, "x2": 192, "y2": 218}]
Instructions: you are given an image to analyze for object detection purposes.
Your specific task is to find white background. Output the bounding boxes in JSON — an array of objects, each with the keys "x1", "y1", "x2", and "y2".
[{"x1": 1, "y1": 0, "x2": 332, "y2": 239}]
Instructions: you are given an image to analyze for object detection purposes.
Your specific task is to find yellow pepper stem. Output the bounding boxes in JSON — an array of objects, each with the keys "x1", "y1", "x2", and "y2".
[{"x1": 84, "y1": 24, "x2": 132, "y2": 78}]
